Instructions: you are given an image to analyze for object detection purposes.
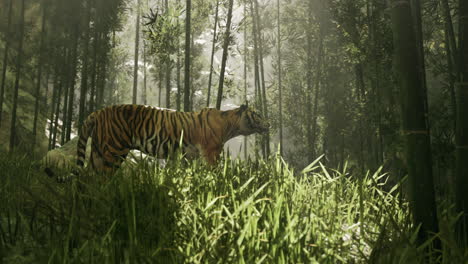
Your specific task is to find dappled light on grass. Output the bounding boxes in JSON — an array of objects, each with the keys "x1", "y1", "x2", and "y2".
[{"x1": 0, "y1": 153, "x2": 465, "y2": 263}]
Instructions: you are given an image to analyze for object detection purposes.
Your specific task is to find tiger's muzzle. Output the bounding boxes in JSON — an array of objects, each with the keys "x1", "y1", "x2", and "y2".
[{"x1": 256, "y1": 121, "x2": 270, "y2": 134}]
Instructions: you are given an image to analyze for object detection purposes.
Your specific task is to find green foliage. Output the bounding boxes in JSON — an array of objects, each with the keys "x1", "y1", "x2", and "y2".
[
  {"x1": 0, "y1": 153, "x2": 464, "y2": 263},
  {"x1": 145, "y1": 6, "x2": 183, "y2": 64}
]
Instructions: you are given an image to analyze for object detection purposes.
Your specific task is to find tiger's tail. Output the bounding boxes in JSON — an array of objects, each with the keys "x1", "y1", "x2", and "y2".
[
  {"x1": 76, "y1": 113, "x2": 97, "y2": 169},
  {"x1": 44, "y1": 114, "x2": 97, "y2": 182}
]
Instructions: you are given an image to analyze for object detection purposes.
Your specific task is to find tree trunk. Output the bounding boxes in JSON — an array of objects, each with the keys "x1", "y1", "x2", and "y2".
[
  {"x1": 166, "y1": 64, "x2": 172, "y2": 108},
  {"x1": 158, "y1": 68, "x2": 163, "y2": 106},
  {"x1": 311, "y1": 34, "x2": 323, "y2": 160},
  {"x1": 177, "y1": 49, "x2": 181, "y2": 111},
  {"x1": 277, "y1": 0, "x2": 283, "y2": 156},
  {"x1": 410, "y1": 0, "x2": 430, "y2": 129},
  {"x1": 368, "y1": 0, "x2": 384, "y2": 167},
  {"x1": 143, "y1": 41, "x2": 147, "y2": 105},
  {"x1": 250, "y1": 0, "x2": 263, "y2": 157},
  {"x1": 9, "y1": 0, "x2": 25, "y2": 152},
  {"x1": 207, "y1": 0, "x2": 219, "y2": 107},
  {"x1": 305, "y1": 26, "x2": 313, "y2": 163},
  {"x1": 253, "y1": 0, "x2": 270, "y2": 156},
  {"x1": 441, "y1": 0, "x2": 458, "y2": 79},
  {"x1": 61, "y1": 48, "x2": 71, "y2": 146},
  {"x1": 184, "y1": 0, "x2": 191, "y2": 111},
  {"x1": 244, "y1": 2, "x2": 248, "y2": 159},
  {"x1": 190, "y1": 36, "x2": 195, "y2": 110},
  {"x1": 215, "y1": 0, "x2": 234, "y2": 110},
  {"x1": 305, "y1": 0, "x2": 315, "y2": 163},
  {"x1": 52, "y1": 74, "x2": 63, "y2": 149},
  {"x1": 176, "y1": 0, "x2": 182, "y2": 111},
  {"x1": 66, "y1": 25, "x2": 80, "y2": 141},
  {"x1": 48, "y1": 68, "x2": 59, "y2": 150},
  {"x1": 0, "y1": 0, "x2": 13, "y2": 129},
  {"x1": 89, "y1": 28, "x2": 99, "y2": 113},
  {"x1": 391, "y1": 0, "x2": 440, "y2": 247},
  {"x1": 32, "y1": 0, "x2": 47, "y2": 151},
  {"x1": 43, "y1": 69, "x2": 49, "y2": 108},
  {"x1": 78, "y1": 0, "x2": 91, "y2": 127},
  {"x1": 132, "y1": 0, "x2": 141, "y2": 105},
  {"x1": 455, "y1": 0, "x2": 468, "y2": 246},
  {"x1": 164, "y1": 0, "x2": 171, "y2": 108},
  {"x1": 441, "y1": 0, "x2": 457, "y2": 129},
  {"x1": 97, "y1": 53, "x2": 108, "y2": 109}
]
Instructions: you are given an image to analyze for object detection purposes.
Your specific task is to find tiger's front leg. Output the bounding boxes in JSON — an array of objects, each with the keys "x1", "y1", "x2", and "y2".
[{"x1": 203, "y1": 146, "x2": 223, "y2": 166}]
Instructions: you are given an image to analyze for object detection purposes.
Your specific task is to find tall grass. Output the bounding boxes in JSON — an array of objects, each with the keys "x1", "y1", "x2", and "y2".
[{"x1": 0, "y1": 152, "x2": 465, "y2": 263}]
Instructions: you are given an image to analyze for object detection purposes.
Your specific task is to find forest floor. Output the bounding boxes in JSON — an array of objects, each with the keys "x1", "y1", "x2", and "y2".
[{"x1": 0, "y1": 153, "x2": 465, "y2": 263}]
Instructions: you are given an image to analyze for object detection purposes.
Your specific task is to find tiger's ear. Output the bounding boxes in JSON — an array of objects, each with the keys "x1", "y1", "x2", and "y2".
[{"x1": 237, "y1": 104, "x2": 248, "y2": 115}]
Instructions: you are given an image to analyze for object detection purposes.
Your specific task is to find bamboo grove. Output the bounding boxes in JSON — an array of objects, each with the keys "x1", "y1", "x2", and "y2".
[
  {"x1": 0, "y1": 0, "x2": 126, "y2": 154},
  {"x1": 1, "y1": 0, "x2": 468, "y2": 252}
]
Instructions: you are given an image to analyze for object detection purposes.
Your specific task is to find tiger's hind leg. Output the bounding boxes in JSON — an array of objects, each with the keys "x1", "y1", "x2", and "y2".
[{"x1": 90, "y1": 148, "x2": 129, "y2": 175}]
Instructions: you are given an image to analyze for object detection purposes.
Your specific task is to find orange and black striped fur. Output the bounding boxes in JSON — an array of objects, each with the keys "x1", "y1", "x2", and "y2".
[{"x1": 70, "y1": 104, "x2": 268, "y2": 175}]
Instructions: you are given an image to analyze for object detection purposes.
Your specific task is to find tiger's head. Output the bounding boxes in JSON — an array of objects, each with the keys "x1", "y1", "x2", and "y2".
[{"x1": 237, "y1": 104, "x2": 269, "y2": 135}]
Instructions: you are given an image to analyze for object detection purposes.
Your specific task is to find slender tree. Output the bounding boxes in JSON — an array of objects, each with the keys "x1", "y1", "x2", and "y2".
[
  {"x1": 143, "y1": 41, "x2": 147, "y2": 105},
  {"x1": 78, "y1": 0, "x2": 92, "y2": 127},
  {"x1": 184, "y1": 0, "x2": 191, "y2": 111},
  {"x1": 410, "y1": 0, "x2": 429, "y2": 128},
  {"x1": 158, "y1": 67, "x2": 163, "y2": 106},
  {"x1": 215, "y1": 0, "x2": 234, "y2": 110},
  {"x1": 456, "y1": 0, "x2": 468, "y2": 246},
  {"x1": 43, "y1": 70, "x2": 49, "y2": 112},
  {"x1": 176, "y1": 0, "x2": 182, "y2": 111},
  {"x1": 243, "y1": 2, "x2": 248, "y2": 159},
  {"x1": 133, "y1": 0, "x2": 141, "y2": 104},
  {"x1": 305, "y1": 19, "x2": 313, "y2": 163},
  {"x1": 207, "y1": 0, "x2": 219, "y2": 107},
  {"x1": 250, "y1": 0, "x2": 263, "y2": 156},
  {"x1": 441, "y1": 0, "x2": 458, "y2": 78},
  {"x1": 164, "y1": 0, "x2": 172, "y2": 108},
  {"x1": 52, "y1": 68, "x2": 64, "y2": 149},
  {"x1": 367, "y1": 0, "x2": 384, "y2": 167},
  {"x1": 89, "y1": 26, "x2": 99, "y2": 113},
  {"x1": 253, "y1": 0, "x2": 270, "y2": 156},
  {"x1": 177, "y1": 47, "x2": 181, "y2": 110},
  {"x1": 61, "y1": 47, "x2": 72, "y2": 146},
  {"x1": 32, "y1": 0, "x2": 48, "y2": 151},
  {"x1": 96, "y1": 48, "x2": 108, "y2": 109},
  {"x1": 48, "y1": 68, "x2": 59, "y2": 150},
  {"x1": 304, "y1": 0, "x2": 317, "y2": 163},
  {"x1": 0, "y1": 0, "x2": 13, "y2": 128},
  {"x1": 441, "y1": 0, "x2": 457, "y2": 128},
  {"x1": 277, "y1": 0, "x2": 283, "y2": 156},
  {"x1": 311, "y1": 34, "x2": 323, "y2": 160},
  {"x1": 9, "y1": 0, "x2": 26, "y2": 152},
  {"x1": 391, "y1": 0, "x2": 440, "y2": 247},
  {"x1": 66, "y1": 25, "x2": 80, "y2": 141},
  {"x1": 166, "y1": 65, "x2": 172, "y2": 108}
]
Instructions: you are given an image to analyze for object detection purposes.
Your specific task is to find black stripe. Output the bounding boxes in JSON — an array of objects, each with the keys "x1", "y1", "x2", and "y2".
[
  {"x1": 197, "y1": 113, "x2": 203, "y2": 130},
  {"x1": 92, "y1": 140, "x2": 104, "y2": 161},
  {"x1": 146, "y1": 109, "x2": 155, "y2": 136},
  {"x1": 170, "y1": 113, "x2": 177, "y2": 140},
  {"x1": 179, "y1": 112, "x2": 189, "y2": 132},
  {"x1": 116, "y1": 109, "x2": 132, "y2": 145}
]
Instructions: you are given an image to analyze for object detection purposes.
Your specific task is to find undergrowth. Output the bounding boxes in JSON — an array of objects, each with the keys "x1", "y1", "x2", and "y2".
[{"x1": 0, "y1": 152, "x2": 466, "y2": 263}]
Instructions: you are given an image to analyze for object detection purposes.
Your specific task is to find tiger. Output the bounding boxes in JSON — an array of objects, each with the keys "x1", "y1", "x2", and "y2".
[{"x1": 45, "y1": 104, "x2": 269, "y2": 180}]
